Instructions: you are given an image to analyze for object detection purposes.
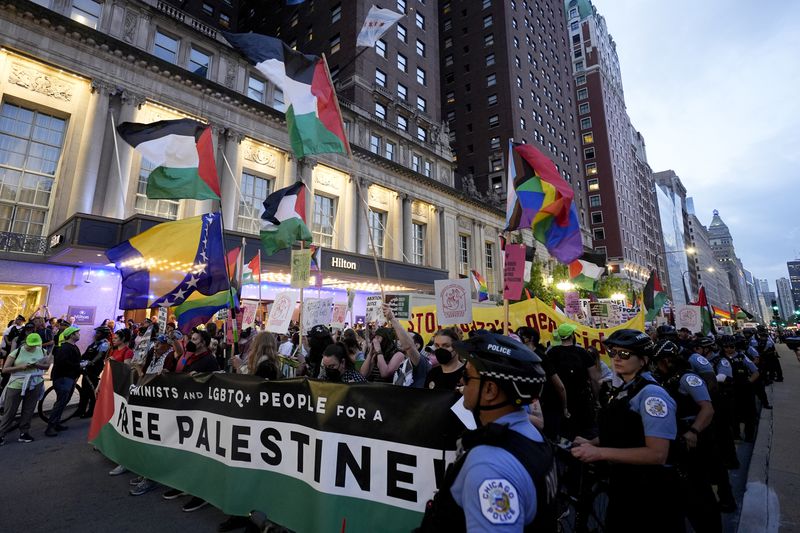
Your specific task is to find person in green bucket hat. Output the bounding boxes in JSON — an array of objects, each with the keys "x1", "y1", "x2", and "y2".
[{"x1": 0, "y1": 330, "x2": 51, "y2": 445}]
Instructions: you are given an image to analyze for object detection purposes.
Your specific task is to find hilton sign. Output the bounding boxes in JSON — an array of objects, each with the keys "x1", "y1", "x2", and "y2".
[{"x1": 330, "y1": 256, "x2": 358, "y2": 270}]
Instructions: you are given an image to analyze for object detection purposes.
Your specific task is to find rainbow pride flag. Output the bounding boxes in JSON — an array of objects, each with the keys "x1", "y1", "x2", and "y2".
[
  {"x1": 175, "y1": 287, "x2": 238, "y2": 334},
  {"x1": 470, "y1": 270, "x2": 489, "y2": 302},
  {"x1": 504, "y1": 142, "x2": 582, "y2": 264}
]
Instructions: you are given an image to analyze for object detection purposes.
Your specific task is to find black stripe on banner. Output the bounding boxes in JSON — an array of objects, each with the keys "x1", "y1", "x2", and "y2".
[
  {"x1": 107, "y1": 362, "x2": 464, "y2": 451},
  {"x1": 116, "y1": 118, "x2": 203, "y2": 147},
  {"x1": 223, "y1": 32, "x2": 316, "y2": 84}
]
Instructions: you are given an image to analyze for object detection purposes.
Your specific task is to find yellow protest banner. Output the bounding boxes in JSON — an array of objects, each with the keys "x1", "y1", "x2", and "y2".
[{"x1": 405, "y1": 298, "x2": 645, "y2": 358}]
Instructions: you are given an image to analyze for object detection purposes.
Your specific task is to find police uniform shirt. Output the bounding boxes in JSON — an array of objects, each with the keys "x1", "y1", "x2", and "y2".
[
  {"x1": 677, "y1": 372, "x2": 711, "y2": 403},
  {"x1": 626, "y1": 371, "x2": 678, "y2": 440},
  {"x1": 745, "y1": 346, "x2": 759, "y2": 362},
  {"x1": 450, "y1": 410, "x2": 540, "y2": 531},
  {"x1": 688, "y1": 353, "x2": 714, "y2": 376},
  {"x1": 739, "y1": 353, "x2": 758, "y2": 374},
  {"x1": 712, "y1": 357, "x2": 733, "y2": 380}
]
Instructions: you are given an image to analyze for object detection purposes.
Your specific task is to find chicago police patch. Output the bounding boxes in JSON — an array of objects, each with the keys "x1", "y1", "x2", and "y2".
[
  {"x1": 685, "y1": 375, "x2": 703, "y2": 387},
  {"x1": 644, "y1": 396, "x2": 669, "y2": 418},
  {"x1": 479, "y1": 479, "x2": 520, "y2": 524},
  {"x1": 696, "y1": 355, "x2": 710, "y2": 366}
]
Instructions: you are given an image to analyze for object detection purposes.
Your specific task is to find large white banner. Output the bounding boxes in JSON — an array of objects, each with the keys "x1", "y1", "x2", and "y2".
[
  {"x1": 434, "y1": 278, "x2": 473, "y2": 325},
  {"x1": 356, "y1": 6, "x2": 404, "y2": 47}
]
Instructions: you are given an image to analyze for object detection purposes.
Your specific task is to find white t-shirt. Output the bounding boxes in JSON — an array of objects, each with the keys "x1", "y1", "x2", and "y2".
[{"x1": 278, "y1": 340, "x2": 294, "y2": 357}]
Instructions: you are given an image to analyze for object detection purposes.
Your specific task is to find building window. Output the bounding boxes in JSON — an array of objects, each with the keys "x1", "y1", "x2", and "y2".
[
  {"x1": 582, "y1": 132, "x2": 594, "y2": 144},
  {"x1": 397, "y1": 53, "x2": 407, "y2": 72},
  {"x1": 368, "y1": 209, "x2": 385, "y2": 257},
  {"x1": 416, "y1": 39, "x2": 426, "y2": 57},
  {"x1": 576, "y1": 74, "x2": 586, "y2": 85},
  {"x1": 591, "y1": 211, "x2": 603, "y2": 224},
  {"x1": 584, "y1": 147, "x2": 595, "y2": 159},
  {"x1": 397, "y1": 0, "x2": 406, "y2": 12},
  {"x1": 247, "y1": 75, "x2": 266, "y2": 102},
  {"x1": 397, "y1": 83, "x2": 407, "y2": 100},
  {"x1": 189, "y1": 47, "x2": 211, "y2": 77},
  {"x1": 486, "y1": 73, "x2": 496, "y2": 87},
  {"x1": 384, "y1": 141, "x2": 395, "y2": 161},
  {"x1": 70, "y1": 0, "x2": 103, "y2": 29},
  {"x1": 490, "y1": 136, "x2": 500, "y2": 149},
  {"x1": 369, "y1": 134, "x2": 381, "y2": 154},
  {"x1": 513, "y1": 37, "x2": 519, "y2": 48},
  {"x1": 135, "y1": 157, "x2": 180, "y2": 220},
  {"x1": 445, "y1": 54, "x2": 454, "y2": 67},
  {"x1": 329, "y1": 34, "x2": 341, "y2": 55},
  {"x1": 417, "y1": 127, "x2": 427, "y2": 142},
  {"x1": 578, "y1": 102, "x2": 590, "y2": 114},
  {"x1": 589, "y1": 194, "x2": 601, "y2": 207},
  {"x1": 483, "y1": 15, "x2": 493, "y2": 28},
  {"x1": 482, "y1": 0, "x2": 492, "y2": 8},
  {"x1": 491, "y1": 158, "x2": 503, "y2": 171},
  {"x1": 331, "y1": 3, "x2": 342, "y2": 23},
  {"x1": 577, "y1": 87, "x2": 588, "y2": 100},
  {"x1": 272, "y1": 88, "x2": 285, "y2": 112},
  {"x1": 202, "y1": 2, "x2": 214, "y2": 16},
  {"x1": 153, "y1": 30, "x2": 179, "y2": 64},
  {"x1": 459, "y1": 235, "x2": 470, "y2": 276},
  {"x1": 444, "y1": 36, "x2": 453, "y2": 48},
  {"x1": 397, "y1": 24, "x2": 407, "y2": 43},
  {"x1": 411, "y1": 154, "x2": 421, "y2": 172},
  {"x1": 416, "y1": 95, "x2": 427, "y2": 113},
  {"x1": 376, "y1": 39, "x2": 387, "y2": 58},
  {"x1": 585, "y1": 162, "x2": 598, "y2": 175},
  {"x1": 0, "y1": 103, "x2": 66, "y2": 236},
  {"x1": 375, "y1": 102, "x2": 387, "y2": 120},
  {"x1": 485, "y1": 242, "x2": 496, "y2": 293},
  {"x1": 412, "y1": 223, "x2": 425, "y2": 265},
  {"x1": 236, "y1": 172, "x2": 271, "y2": 233},
  {"x1": 484, "y1": 34, "x2": 494, "y2": 47},
  {"x1": 415, "y1": 12, "x2": 425, "y2": 30},
  {"x1": 580, "y1": 117, "x2": 592, "y2": 129},
  {"x1": 446, "y1": 91, "x2": 455, "y2": 104},
  {"x1": 218, "y1": 13, "x2": 230, "y2": 28},
  {"x1": 516, "y1": 76, "x2": 523, "y2": 88},
  {"x1": 312, "y1": 194, "x2": 336, "y2": 247},
  {"x1": 397, "y1": 115, "x2": 408, "y2": 131},
  {"x1": 375, "y1": 68, "x2": 387, "y2": 87},
  {"x1": 489, "y1": 115, "x2": 499, "y2": 128},
  {"x1": 520, "y1": 118, "x2": 526, "y2": 130},
  {"x1": 587, "y1": 178, "x2": 599, "y2": 191},
  {"x1": 488, "y1": 94, "x2": 498, "y2": 106},
  {"x1": 485, "y1": 53, "x2": 495, "y2": 66},
  {"x1": 423, "y1": 160, "x2": 432, "y2": 177},
  {"x1": 593, "y1": 228, "x2": 605, "y2": 241},
  {"x1": 416, "y1": 67, "x2": 426, "y2": 85}
]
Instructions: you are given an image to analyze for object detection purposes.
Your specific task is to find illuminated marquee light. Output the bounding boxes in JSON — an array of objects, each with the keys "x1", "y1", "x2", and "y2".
[{"x1": 257, "y1": 272, "x2": 412, "y2": 293}]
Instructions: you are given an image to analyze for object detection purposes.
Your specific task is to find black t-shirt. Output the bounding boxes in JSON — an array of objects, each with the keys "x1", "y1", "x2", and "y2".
[
  {"x1": 183, "y1": 352, "x2": 220, "y2": 373},
  {"x1": 546, "y1": 344, "x2": 594, "y2": 408},
  {"x1": 51, "y1": 343, "x2": 82, "y2": 381},
  {"x1": 424, "y1": 364, "x2": 464, "y2": 391}
]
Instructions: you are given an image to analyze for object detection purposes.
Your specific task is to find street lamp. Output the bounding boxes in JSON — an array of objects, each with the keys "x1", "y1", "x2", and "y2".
[{"x1": 555, "y1": 280, "x2": 575, "y2": 292}]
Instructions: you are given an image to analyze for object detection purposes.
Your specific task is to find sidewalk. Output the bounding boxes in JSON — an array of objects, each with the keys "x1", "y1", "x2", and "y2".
[{"x1": 738, "y1": 344, "x2": 800, "y2": 533}]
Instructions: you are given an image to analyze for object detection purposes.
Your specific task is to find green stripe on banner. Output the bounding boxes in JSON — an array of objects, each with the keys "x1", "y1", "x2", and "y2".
[
  {"x1": 287, "y1": 106, "x2": 346, "y2": 159},
  {"x1": 93, "y1": 424, "x2": 421, "y2": 532},
  {"x1": 146, "y1": 166, "x2": 219, "y2": 200}
]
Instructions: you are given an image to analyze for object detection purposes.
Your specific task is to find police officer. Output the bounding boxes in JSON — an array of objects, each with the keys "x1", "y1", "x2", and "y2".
[
  {"x1": 689, "y1": 337, "x2": 718, "y2": 393},
  {"x1": 78, "y1": 325, "x2": 110, "y2": 418},
  {"x1": 650, "y1": 339, "x2": 721, "y2": 531},
  {"x1": 707, "y1": 336, "x2": 740, "y2": 508},
  {"x1": 571, "y1": 329, "x2": 684, "y2": 533},
  {"x1": 729, "y1": 335, "x2": 759, "y2": 442},
  {"x1": 754, "y1": 325, "x2": 782, "y2": 383},
  {"x1": 417, "y1": 333, "x2": 554, "y2": 532}
]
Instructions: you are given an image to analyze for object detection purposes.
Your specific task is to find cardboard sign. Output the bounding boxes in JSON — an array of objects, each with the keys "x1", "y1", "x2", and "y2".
[
  {"x1": 303, "y1": 297, "x2": 334, "y2": 331},
  {"x1": 435, "y1": 278, "x2": 473, "y2": 325},
  {"x1": 503, "y1": 244, "x2": 526, "y2": 300},
  {"x1": 676, "y1": 304, "x2": 703, "y2": 332},
  {"x1": 266, "y1": 291, "x2": 297, "y2": 334},
  {"x1": 589, "y1": 302, "x2": 610, "y2": 318},
  {"x1": 384, "y1": 294, "x2": 411, "y2": 320},
  {"x1": 365, "y1": 295, "x2": 384, "y2": 324},
  {"x1": 331, "y1": 303, "x2": 348, "y2": 329},
  {"x1": 565, "y1": 292, "x2": 581, "y2": 316},
  {"x1": 290, "y1": 249, "x2": 312, "y2": 288},
  {"x1": 240, "y1": 299, "x2": 259, "y2": 331}
]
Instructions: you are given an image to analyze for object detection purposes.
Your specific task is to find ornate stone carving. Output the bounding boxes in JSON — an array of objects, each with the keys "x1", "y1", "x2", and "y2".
[
  {"x1": 316, "y1": 171, "x2": 335, "y2": 188},
  {"x1": 369, "y1": 186, "x2": 388, "y2": 207},
  {"x1": 461, "y1": 174, "x2": 480, "y2": 199},
  {"x1": 243, "y1": 143, "x2": 277, "y2": 168},
  {"x1": 120, "y1": 89, "x2": 146, "y2": 109},
  {"x1": 123, "y1": 10, "x2": 138, "y2": 43},
  {"x1": 412, "y1": 201, "x2": 427, "y2": 217},
  {"x1": 223, "y1": 128, "x2": 244, "y2": 143},
  {"x1": 224, "y1": 58, "x2": 237, "y2": 89},
  {"x1": 90, "y1": 79, "x2": 115, "y2": 95},
  {"x1": 8, "y1": 63, "x2": 73, "y2": 101}
]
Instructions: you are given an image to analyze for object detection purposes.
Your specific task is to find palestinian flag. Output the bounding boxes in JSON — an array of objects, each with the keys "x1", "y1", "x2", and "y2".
[
  {"x1": 175, "y1": 288, "x2": 236, "y2": 334},
  {"x1": 643, "y1": 269, "x2": 668, "y2": 322},
  {"x1": 116, "y1": 119, "x2": 220, "y2": 200},
  {"x1": 223, "y1": 32, "x2": 350, "y2": 158},
  {"x1": 693, "y1": 285, "x2": 717, "y2": 335},
  {"x1": 260, "y1": 182, "x2": 312, "y2": 256},
  {"x1": 569, "y1": 252, "x2": 606, "y2": 291},
  {"x1": 242, "y1": 252, "x2": 261, "y2": 285}
]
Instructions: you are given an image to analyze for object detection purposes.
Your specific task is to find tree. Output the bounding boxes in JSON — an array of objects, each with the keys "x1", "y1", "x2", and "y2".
[{"x1": 595, "y1": 275, "x2": 632, "y2": 300}]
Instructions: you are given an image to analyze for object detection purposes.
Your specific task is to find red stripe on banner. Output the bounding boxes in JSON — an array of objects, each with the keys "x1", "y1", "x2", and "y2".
[
  {"x1": 196, "y1": 127, "x2": 221, "y2": 197},
  {"x1": 88, "y1": 361, "x2": 116, "y2": 442},
  {"x1": 311, "y1": 61, "x2": 348, "y2": 150}
]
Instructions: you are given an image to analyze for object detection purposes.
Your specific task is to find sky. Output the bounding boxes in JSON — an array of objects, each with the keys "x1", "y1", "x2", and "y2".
[{"x1": 591, "y1": 0, "x2": 800, "y2": 290}]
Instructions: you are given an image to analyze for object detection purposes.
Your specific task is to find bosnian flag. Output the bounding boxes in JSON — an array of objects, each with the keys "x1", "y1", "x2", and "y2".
[
  {"x1": 356, "y1": 6, "x2": 404, "y2": 48},
  {"x1": 260, "y1": 182, "x2": 312, "y2": 256},
  {"x1": 116, "y1": 119, "x2": 220, "y2": 200},
  {"x1": 223, "y1": 32, "x2": 350, "y2": 159}
]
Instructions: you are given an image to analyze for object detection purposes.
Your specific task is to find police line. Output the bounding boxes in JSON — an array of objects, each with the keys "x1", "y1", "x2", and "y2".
[
  {"x1": 89, "y1": 361, "x2": 463, "y2": 532},
  {"x1": 404, "y1": 297, "x2": 645, "y2": 355}
]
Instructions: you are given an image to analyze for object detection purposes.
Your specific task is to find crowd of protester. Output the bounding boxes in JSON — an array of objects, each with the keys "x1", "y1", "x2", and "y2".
[{"x1": 0, "y1": 301, "x2": 785, "y2": 531}]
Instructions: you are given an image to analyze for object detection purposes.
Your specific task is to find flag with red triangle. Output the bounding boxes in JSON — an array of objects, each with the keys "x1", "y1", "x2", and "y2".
[
  {"x1": 643, "y1": 269, "x2": 668, "y2": 322},
  {"x1": 242, "y1": 252, "x2": 261, "y2": 285},
  {"x1": 692, "y1": 285, "x2": 717, "y2": 335}
]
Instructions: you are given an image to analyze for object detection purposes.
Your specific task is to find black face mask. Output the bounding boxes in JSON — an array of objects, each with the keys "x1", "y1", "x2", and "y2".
[
  {"x1": 185, "y1": 341, "x2": 197, "y2": 352},
  {"x1": 326, "y1": 368, "x2": 342, "y2": 382},
  {"x1": 434, "y1": 348, "x2": 454, "y2": 365}
]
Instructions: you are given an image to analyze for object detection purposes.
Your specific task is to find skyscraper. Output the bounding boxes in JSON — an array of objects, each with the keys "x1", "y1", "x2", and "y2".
[
  {"x1": 685, "y1": 203, "x2": 733, "y2": 310},
  {"x1": 787, "y1": 261, "x2": 800, "y2": 311},
  {"x1": 708, "y1": 210, "x2": 755, "y2": 313},
  {"x1": 776, "y1": 277, "x2": 795, "y2": 321},
  {"x1": 565, "y1": 0, "x2": 663, "y2": 288}
]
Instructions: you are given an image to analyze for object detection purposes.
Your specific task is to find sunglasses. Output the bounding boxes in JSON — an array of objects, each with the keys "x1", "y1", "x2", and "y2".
[{"x1": 608, "y1": 348, "x2": 635, "y2": 360}]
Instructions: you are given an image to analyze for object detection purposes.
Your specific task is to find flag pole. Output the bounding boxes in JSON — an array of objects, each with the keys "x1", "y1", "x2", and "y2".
[
  {"x1": 503, "y1": 231, "x2": 509, "y2": 336},
  {"x1": 108, "y1": 112, "x2": 129, "y2": 216},
  {"x1": 257, "y1": 248, "x2": 263, "y2": 328}
]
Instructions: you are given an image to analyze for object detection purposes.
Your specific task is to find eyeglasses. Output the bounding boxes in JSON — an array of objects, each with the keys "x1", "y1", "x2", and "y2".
[
  {"x1": 608, "y1": 348, "x2": 634, "y2": 360},
  {"x1": 462, "y1": 374, "x2": 480, "y2": 385}
]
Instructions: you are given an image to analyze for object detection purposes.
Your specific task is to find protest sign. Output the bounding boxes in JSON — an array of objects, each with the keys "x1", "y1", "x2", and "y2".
[
  {"x1": 503, "y1": 244, "x2": 526, "y2": 300},
  {"x1": 157, "y1": 306, "x2": 168, "y2": 333},
  {"x1": 384, "y1": 294, "x2": 411, "y2": 319},
  {"x1": 290, "y1": 249, "x2": 312, "y2": 288},
  {"x1": 240, "y1": 299, "x2": 259, "y2": 330},
  {"x1": 90, "y1": 362, "x2": 463, "y2": 533},
  {"x1": 676, "y1": 304, "x2": 703, "y2": 332},
  {"x1": 365, "y1": 295, "x2": 384, "y2": 324},
  {"x1": 266, "y1": 291, "x2": 296, "y2": 334},
  {"x1": 331, "y1": 303, "x2": 348, "y2": 329},
  {"x1": 434, "y1": 278, "x2": 473, "y2": 325},
  {"x1": 303, "y1": 297, "x2": 334, "y2": 331},
  {"x1": 565, "y1": 292, "x2": 581, "y2": 316}
]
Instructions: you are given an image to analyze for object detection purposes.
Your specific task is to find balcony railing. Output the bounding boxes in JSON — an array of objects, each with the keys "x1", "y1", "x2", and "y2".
[{"x1": 0, "y1": 232, "x2": 48, "y2": 254}]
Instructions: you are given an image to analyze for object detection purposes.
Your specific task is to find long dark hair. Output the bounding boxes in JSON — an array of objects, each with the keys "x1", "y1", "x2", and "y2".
[{"x1": 323, "y1": 342, "x2": 355, "y2": 370}]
